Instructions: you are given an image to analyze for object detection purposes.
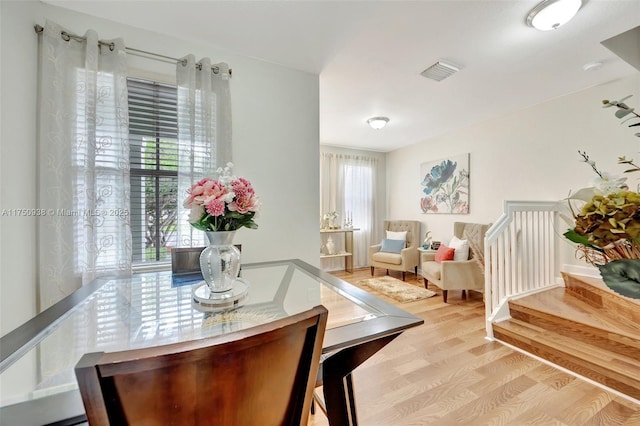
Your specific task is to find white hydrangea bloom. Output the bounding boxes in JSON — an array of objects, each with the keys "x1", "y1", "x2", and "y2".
[{"x1": 223, "y1": 192, "x2": 236, "y2": 203}]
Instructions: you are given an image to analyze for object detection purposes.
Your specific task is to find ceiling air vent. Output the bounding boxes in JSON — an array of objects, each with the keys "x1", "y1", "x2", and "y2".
[{"x1": 420, "y1": 61, "x2": 460, "y2": 82}]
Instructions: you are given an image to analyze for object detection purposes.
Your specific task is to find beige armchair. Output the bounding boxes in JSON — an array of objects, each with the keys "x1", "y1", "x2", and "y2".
[
  {"x1": 369, "y1": 220, "x2": 421, "y2": 281},
  {"x1": 421, "y1": 222, "x2": 490, "y2": 303}
]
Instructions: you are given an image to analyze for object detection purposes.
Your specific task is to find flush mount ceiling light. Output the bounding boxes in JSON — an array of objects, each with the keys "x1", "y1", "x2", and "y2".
[
  {"x1": 367, "y1": 116, "x2": 389, "y2": 130},
  {"x1": 582, "y1": 61, "x2": 603, "y2": 72},
  {"x1": 526, "y1": 0, "x2": 582, "y2": 31}
]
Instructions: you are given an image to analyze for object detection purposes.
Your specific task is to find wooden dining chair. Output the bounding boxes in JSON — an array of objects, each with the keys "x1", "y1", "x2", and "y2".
[{"x1": 75, "y1": 305, "x2": 328, "y2": 426}]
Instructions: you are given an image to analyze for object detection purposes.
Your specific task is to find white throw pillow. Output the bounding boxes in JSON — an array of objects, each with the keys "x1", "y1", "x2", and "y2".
[
  {"x1": 386, "y1": 230, "x2": 407, "y2": 242},
  {"x1": 449, "y1": 236, "x2": 469, "y2": 261}
]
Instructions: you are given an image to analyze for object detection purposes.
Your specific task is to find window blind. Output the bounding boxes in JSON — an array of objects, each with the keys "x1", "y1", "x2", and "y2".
[{"x1": 127, "y1": 78, "x2": 179, "y2": 264}]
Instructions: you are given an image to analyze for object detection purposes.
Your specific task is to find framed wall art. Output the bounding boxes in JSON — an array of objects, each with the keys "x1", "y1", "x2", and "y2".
[{"x1": 420, "y1": 153, "x2": 469, "y2": 214}]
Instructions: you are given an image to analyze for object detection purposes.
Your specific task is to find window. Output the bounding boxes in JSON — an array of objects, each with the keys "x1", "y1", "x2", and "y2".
[
  {"x1": 320, "y1": 152, "x2": 378, "y2": 268},
  {"x1": 127, "y1": 78, "x2": 179, "y2": 264},
  {"x1": 343, "y1": 163, "x2": 374, "y2": 228}
]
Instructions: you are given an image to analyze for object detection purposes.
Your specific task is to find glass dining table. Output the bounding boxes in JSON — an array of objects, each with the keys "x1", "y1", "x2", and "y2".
[{"x1": 0, "y1": 259, "x2": 423, "y2": 426}]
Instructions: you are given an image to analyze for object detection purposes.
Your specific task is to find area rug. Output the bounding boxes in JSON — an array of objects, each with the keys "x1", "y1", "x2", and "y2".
[{"x1": 357, "y1": 276, "x2": 436, "y2": 303}]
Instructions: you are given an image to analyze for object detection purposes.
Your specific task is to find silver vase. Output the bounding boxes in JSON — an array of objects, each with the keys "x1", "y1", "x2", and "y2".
[{"x1": 200, "y1": 231, "x2": 240, "y2": 293}]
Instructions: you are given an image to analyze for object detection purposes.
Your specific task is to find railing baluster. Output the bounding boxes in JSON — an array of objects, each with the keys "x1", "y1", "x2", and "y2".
[{"x1": 485, "y1": 201, "x2": 562, "y2": 338}]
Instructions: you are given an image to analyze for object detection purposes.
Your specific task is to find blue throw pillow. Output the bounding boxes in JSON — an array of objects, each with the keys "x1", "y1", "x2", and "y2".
[{"x1": 380, "y1": 238, "x2": 405, "y2": 254}]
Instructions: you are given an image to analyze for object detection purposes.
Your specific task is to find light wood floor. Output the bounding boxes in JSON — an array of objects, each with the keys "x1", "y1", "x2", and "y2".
[{"x1": 308, "y1": 268, "x2": 640, "y2": 426}]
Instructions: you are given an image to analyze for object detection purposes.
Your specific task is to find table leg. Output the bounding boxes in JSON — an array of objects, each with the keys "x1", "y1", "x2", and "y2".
[
  {"x1": 344, "y1": 373, "x2": 357, "y2": 421},
  {"x1": 345, "y1": 231, "x2": 353, "y2": 273},
  {"x1": 321, "y1": 334, "x2": 400, "y2": 426}
]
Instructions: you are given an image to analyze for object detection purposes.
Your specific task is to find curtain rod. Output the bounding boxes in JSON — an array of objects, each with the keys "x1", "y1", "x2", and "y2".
[{"x1": 34, "y1": 24, "x2": 232, "y2": 76}]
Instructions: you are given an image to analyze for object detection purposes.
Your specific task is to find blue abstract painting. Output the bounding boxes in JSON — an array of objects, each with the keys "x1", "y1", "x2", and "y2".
[{"x1": 420, "y1": 153, "x2": 469, "y2": 214}]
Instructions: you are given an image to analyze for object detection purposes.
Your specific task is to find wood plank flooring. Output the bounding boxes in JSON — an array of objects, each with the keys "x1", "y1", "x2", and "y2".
[{"x1": 308, "y1": 268, "x2": 640, "y2": 426}]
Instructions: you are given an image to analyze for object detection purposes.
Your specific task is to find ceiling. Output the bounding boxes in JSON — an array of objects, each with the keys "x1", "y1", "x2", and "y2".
[{"x1": 45, "y1": 1, "x2": 640, "y2": 152}]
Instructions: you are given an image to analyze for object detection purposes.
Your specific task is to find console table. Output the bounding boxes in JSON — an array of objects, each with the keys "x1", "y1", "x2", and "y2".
[{"x1": 320, "y1": 228, "x2": 359, "y2": 272}]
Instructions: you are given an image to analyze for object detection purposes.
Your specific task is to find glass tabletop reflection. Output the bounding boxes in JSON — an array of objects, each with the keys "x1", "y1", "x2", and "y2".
[{"x1": 0, "y1": 259, "x2": 385, "y2": 413}]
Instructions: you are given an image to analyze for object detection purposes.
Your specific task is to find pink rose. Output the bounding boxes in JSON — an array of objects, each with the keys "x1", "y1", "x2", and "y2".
[
  {"x1": 184, "y1": 178, "x2": 214, "y2": 207},
  {"x1": 229, "y1": 193, "x2": 259, "y2": 214},
  {"x1": 184, "y1": 178, "x2": 229, "y2": 208},
  {"x1": 202, "y1": 180, "x2": 228, "y2": 204}
]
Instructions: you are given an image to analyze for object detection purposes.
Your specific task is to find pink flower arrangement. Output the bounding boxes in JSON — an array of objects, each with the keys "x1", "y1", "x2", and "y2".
[{"x1": 183, "y1": 163, "x2": 259, "y2": 232}]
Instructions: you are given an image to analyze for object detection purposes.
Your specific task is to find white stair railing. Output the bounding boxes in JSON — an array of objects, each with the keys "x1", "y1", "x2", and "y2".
[{"x1": 484, "y1": 200, "x2": 562, "y2": 338}]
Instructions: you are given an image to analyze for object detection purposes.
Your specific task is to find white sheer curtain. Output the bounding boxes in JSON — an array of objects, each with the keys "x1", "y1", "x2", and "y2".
[
  {"x1": 37, "y1": 20, "x2": 131, "y2": 310},
  {"x1": 175, "y1": 56, "x2": 232, "y2": 247},
  {"x1": 320, "y1": 151, "x2": 378, "y2": 268}
]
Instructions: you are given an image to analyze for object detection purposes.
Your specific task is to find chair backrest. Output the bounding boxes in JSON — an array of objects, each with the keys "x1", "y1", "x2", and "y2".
[
  {"x1": 75, "y1": 305, "x2": 328, "y2": 426},
  {"x1": 384, "y1": 220, "x2": 421, "y2": 249},
  {"x1": 453, "y1": 222, "x2": 491, "y2": 261}
]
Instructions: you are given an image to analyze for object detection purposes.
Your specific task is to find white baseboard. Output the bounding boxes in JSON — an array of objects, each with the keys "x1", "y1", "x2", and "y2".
[{"x1": 560, "y1": 264, "x2": 601, "y2": 279}]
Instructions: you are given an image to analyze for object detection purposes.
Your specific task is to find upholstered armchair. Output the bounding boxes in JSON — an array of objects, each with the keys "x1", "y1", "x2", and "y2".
[
  {"x1": 369, "y1": 220, "x2": 421, "y2": 281},
  {"x1": 421, "y1": 222, "x2": 490, "y2": 303}
]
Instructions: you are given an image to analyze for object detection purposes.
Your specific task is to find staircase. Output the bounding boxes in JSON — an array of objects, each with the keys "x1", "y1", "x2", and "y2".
[{"x1": 492, "y1": 273, "x2": 640, "y2": 400}]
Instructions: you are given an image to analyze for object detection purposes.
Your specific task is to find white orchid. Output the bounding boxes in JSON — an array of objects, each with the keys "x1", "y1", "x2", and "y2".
[{"x1": 590, "y1": 172, "x2": 628, "y2": 195}]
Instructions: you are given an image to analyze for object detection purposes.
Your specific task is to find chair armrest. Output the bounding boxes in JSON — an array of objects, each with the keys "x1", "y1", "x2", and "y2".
[
  {"x1": 440, "y1": 259, "x2": 484, "y2": 290},
  {"x1": 441, "y1": 259, "x2": 481, "y2": 273},
  {"x1": 421, "y1": 251, "x2": 436, "y2": 262},
  {"x1": 400, "y1": 246, "x2": 419, "y2": 267},
  {"x1": 369, "y1": 244, "x2": 382, "y2": 256}
]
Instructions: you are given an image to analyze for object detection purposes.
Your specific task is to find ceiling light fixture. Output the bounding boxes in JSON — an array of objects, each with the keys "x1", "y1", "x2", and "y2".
[
  {"x1": 526, "y1": 0, "x2": 582, "y2": 31},
  {"x1": 367, "y1": 116, "x2": 389, "y2": 130},
  {"x1": 582, "y1": 61, "x2": 603, "y2": 72}
]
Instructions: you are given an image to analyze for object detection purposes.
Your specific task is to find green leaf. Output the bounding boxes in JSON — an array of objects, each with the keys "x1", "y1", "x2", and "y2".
[
  {"x1": 190, "y1": 221, "x2": 208, "y2": 231},
  {"x1": 563, "y1": 229, "x2": 591, "y2": 246},
  {"x1": 615, "y1": 109, "x2": 633, "y2": 119},
  {"x1": 597, "y1": 259, "x2": 640, "y2": 299}
]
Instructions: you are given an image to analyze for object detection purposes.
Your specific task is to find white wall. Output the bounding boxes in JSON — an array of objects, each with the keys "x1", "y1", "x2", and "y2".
[
  {"x1": 387, "y1": 74, "x2": 640, "y2": 269},
  {"x1": 0, "y1": 1, "x2": 320, "y2": 335}
]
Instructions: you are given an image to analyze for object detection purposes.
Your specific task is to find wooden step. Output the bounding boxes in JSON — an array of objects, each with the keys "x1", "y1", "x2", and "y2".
[
  {"x1": 508, "y1": 287, "x2": 640, "y2": 362},
  {"x1": 562, "y1": 272, "x2": 640, "y2": 325},
  {"x1": 493, "y1": 274, "x2": 640, "y2": 400},
  {"x1": 493, "y1": 318, "x2": 640, "y2": 400}
]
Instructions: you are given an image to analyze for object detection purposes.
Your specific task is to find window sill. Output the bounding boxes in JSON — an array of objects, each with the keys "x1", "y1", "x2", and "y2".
[{"x1": 132, "y1": 261, "x2": 171, "y2": 274}]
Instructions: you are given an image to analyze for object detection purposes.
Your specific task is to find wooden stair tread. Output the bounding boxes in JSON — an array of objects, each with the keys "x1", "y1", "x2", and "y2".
[
  {"x1": 494, "y1": 318, "x2": 640, "y2": 382},
  {"x1": 562, "y1": 272, "x2": 640, "y2": 324},
  {"x1": 510, "y1": 287, "x2": 640, "y2": 339},
  {"x1": 493, "y1": 275, "x2": 640, "y2": 401},
  {"x1": 493, "y1": 319, "x2": 640, "y2": 400}
]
